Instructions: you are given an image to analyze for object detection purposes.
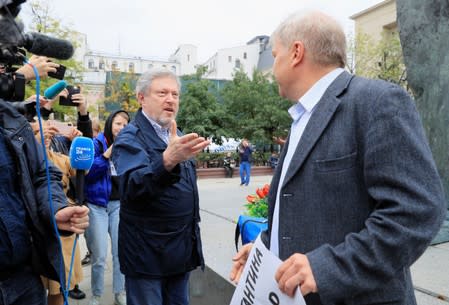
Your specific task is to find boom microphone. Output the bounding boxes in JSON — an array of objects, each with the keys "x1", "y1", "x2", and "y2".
[
  {"x1": 44, "y1": 80, "x2": 67, "y2": 99},
  {"x1": 69, "y1": 136, "x2": 94, "y2": 205},
  {"x1": 22, "y1": 32, "x2": 74, "y2": 60}
]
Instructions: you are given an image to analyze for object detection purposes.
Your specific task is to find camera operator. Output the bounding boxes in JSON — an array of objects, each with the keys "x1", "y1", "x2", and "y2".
[
  {"x1": 1, "y1": 3, "x2": 89, "y2": 303},
  {"x1": 0, "y1": 98, "x2": 89, "y2": 305}
]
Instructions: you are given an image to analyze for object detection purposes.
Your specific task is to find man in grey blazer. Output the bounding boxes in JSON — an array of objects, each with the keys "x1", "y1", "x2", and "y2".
[{"x1": 230, "y1": 10, "x2": 447, "y2": 305}]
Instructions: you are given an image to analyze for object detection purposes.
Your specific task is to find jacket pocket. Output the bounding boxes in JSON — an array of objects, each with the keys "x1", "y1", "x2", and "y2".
[
  {"x1": 314, "y1": 151, "x2": 357, "y2": 172},
  {"x1": 136, "y1": 222, "x2": 194, "y2": 275}
]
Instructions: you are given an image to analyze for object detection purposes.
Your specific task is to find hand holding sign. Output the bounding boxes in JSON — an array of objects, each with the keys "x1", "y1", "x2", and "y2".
[
  {"x1": 230, "y1": 243, "x2": 253, "y2": 284},
  {"x1": 229, "y1": 236, "x2": 306, "y2": 305},
  {"x1": 275, "y1": 253, "x2": 318, "y2": 297}
]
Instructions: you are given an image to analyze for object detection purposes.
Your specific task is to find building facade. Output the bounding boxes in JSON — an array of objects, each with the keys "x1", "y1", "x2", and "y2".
[
  {"x1": 350, "y1": 0, "x2": 397, "y2": 40},
  {"x1": 202, "y1": 36, "x2": 270, "y2": 80},
  {"x1": 75, "y1": 34, "x2": 273, "y2": 112}
]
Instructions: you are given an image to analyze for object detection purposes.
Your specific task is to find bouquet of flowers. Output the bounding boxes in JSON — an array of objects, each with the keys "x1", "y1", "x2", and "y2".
[{"x1": 244, "y1": 184, "x2": 270, "y2": 218}]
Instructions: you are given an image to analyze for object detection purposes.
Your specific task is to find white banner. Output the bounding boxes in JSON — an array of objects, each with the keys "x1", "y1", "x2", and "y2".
[{"x1": 230, "y1": 235, "x2": 306, "y2": 305}]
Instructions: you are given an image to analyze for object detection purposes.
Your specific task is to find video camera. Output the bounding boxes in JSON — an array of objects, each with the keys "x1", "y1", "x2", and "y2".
[{"x1": 0, "y1": 0, "x2": 74, "y2": 102}]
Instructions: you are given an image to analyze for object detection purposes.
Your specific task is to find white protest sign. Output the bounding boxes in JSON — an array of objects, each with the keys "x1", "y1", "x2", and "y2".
[{"x1": 230, "y1": 235, "x2": 306, "y2": 305}]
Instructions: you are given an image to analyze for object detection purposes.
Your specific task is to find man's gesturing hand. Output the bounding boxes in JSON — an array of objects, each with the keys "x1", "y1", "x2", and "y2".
[
  {"x1": 229, "y1": 243, "x2": 253, "y2": 284},
  {"x1": 163, "y1": 120, "x2": 210, "y2": 171},
  {"x1": 275, "y1": 253, "x2": 317, "y2": 297}
]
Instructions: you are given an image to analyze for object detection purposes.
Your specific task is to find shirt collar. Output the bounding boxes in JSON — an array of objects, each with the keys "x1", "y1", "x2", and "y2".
[
  {"x1": 141, "y1": 110, "x2": 169, "y2": 134},
  {"x1": 288, "y1": 68, "x2": 344, "y2": 122}
]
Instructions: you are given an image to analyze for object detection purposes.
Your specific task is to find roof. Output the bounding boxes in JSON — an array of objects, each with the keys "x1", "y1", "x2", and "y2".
[{"x1": 350, "y1": 0, "x2": 395, "y2": 20}]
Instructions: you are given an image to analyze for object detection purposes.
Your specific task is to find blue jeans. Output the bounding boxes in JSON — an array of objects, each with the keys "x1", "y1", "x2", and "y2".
[
  {"x1": 125, "y1": 273, "x2": 190, "y2": 305},
  {"x1": 0, "y1": 269, "x2": 45, "y2": 305},
  {"x1": 239, "y1": 161, "x2": 251, "y2": 185},
  {"x1": 86, "y1": 200, "x2": 125, "y2": 296}
]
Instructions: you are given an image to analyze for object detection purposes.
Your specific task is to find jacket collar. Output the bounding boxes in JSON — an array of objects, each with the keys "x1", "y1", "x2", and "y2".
[
  {"x1": 279, "y1": 71, "x2": 354, "y2": 188},
  {"x1": 133, "y1": 109, "x2": 168, "y2": 149}
]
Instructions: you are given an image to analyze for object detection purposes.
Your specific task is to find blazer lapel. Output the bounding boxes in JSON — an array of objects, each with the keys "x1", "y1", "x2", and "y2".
[
  {"x1": 268, "y1": 130, "x2": 291, "y2": 212},
  {"x1": 282, "y1": 71, "x2": 354, "y2": 187}
]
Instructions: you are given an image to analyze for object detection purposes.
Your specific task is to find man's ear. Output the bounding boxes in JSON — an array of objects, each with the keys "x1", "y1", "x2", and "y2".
[
  {"x1": 137, "y1": 93, "x2": 144, "y2": 105},
  {"x1": 291, "y1": 41, "x2": 304, "y2": 67}
]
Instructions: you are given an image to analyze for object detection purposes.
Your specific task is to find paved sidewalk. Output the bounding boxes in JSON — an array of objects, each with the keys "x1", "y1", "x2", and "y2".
[{"x1": 71, "y1": 176, "x2": 449, "y2": 305}]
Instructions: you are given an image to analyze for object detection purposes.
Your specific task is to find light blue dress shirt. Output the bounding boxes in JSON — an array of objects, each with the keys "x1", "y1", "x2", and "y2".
[
  {"x1": 141, "y1": 111, "x2": 170, "y2": 144},
  {"x1": 270, "y1": 68, "x2": 344, "y2": 256}
]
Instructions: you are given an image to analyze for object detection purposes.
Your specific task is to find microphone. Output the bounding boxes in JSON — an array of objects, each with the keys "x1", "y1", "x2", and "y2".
[
  {"x1": 22, "y1": 32, "x2": 74, "y2": 60},
  {"x1": 69, "y1": 136, "x2": 95, "y2": 205},
  {"x1": 44, "y1": 80, "x2": 67, "y2": 99}
]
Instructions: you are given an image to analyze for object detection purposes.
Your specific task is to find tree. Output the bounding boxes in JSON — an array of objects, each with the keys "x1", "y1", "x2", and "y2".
[
  {"x1": 350, "y1": 31, "x2": 407, "y2": 88},
  {"x1": 221, "y1": 70, "x2": 291, "y2": 149},
  {"x1": 375, "y1": 31, "x2": 407, "y2": 86},
  {"x1": 177, "y1": 68, "x2": 227, "y2": 144},
  {"x1": 25, "y1": 0, "x2": 85, "y2": 121},
  {"x1": 103, "y1": 71, "x2": 139, "y2": 118}
]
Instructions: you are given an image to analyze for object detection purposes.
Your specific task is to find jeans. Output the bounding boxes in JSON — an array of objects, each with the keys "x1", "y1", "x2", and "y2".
[
  {"x1": 86, "y1": 200, "x2": 125, "y2": 296},
  {"x1": 239, "y1": 161, "x2": 251, "y2": 185},
  {"x1": 0, "y1": 269, "x2": 45, "y2": 305},
  {"x1": 126, "y1": 273, "x2": 190, "y2": 305}
]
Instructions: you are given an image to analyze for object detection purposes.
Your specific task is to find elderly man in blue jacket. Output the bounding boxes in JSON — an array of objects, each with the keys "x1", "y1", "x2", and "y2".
[{"x1": 112, "y1": 68, "x2": 210, "y2": 305}]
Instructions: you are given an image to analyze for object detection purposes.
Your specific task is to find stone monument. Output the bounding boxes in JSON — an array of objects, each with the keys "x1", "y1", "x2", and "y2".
[{"x1": 397, "y1": 0, "x2": 449, "y2": 208}]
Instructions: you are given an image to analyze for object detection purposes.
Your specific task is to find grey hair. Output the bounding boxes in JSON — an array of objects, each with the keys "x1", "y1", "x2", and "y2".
[
  {"x1": 135, "y1": 67, "x2": 181, "y2": 96},
  {"x1": 271, "y1": 11, "x2": 346, "y2": 68}
]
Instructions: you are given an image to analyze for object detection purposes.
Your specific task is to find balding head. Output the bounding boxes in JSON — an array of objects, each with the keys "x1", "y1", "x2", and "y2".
[{"x1": 271, "y1": 11, "x2": 346, "y2": 68}]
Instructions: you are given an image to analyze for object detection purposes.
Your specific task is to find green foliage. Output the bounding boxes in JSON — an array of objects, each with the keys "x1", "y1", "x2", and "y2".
[
  {"x1": 103, "y1": 71, "x2": 139, "y2": 118},
  {"x1": 245, "y1": 199, "x2": 268, "y2": 218},
  {"x1": 221, "y1": 70, "x2": 291, "y2": 145},
  {"x1": 350, "y1": 31, "x2": 407, "y2": 88},
  {"x1": 177, "y1": 70, "x2": 228, "y2": 144},
  {"x1": 244, "y1": 184, "x2": 270, "y2": 218},
  {"x1": 25, "y1": 0, "x2": 85, "y2": 121}
]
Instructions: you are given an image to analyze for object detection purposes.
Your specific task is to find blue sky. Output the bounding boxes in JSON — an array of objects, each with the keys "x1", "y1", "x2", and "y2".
[{"x1": 22, "y1": 0, "x2": 384, "y2": 62}]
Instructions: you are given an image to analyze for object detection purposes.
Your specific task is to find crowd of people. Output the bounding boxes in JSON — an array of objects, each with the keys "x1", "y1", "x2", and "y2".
[{"x1": 1, "y1": 8, "x2": 447, "y2": 305}]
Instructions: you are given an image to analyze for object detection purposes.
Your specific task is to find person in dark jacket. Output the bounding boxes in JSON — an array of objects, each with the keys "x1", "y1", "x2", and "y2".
[
  {"x1": 0, "y1": 100, "x2": 89, "y2": 305},
  {"x1": 230, "y1": 11, "x2": 446, "y2": 305},
  {"x1": 112, "y1": 68, "x2": 210, "y2": 305},
  {"x1": 84, "y1": 110, "x2": 129, "y2": 305},
  {"x1": 223, "y1": 152, "x2": 236, "y2": 178},
  {"x1": 238, "y1": 138, "x2": 252, "y2": 186}
]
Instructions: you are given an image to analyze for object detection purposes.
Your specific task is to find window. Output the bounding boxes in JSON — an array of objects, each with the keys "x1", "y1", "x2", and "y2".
[
  {"x1": 99, "y1": 59, "x2": 105, "y2": 70},
  {"x1": 88, "y1": 59, "x2": 94, "y2": 69},
  {"x1": 171, "y1": 66, "x2": 176, "y2": 73},
  {"x1": 187, "y1": 54, "x2": 190, "y2": 62},
  {"x1": 243, "y1": 52, "x2": 247, "y2": 59},
  {"x1": 235, "y1": 59, "x2": 241, "y2": 69},
  {"x1": 162, "y1": 65, "x2": 167, "y2": 68},
  {"x1": 129, "y1": 62, "x2": 135, "y2": 73},
  {"x1": 148, "y1": 63, "x2": 153, "y2": 70},
  {"x1": 228, "y1": 56, "x2": 232, "y2": 63},
  {"x1": 112, "y1": 61, "x2": 118, "y2": 70}
]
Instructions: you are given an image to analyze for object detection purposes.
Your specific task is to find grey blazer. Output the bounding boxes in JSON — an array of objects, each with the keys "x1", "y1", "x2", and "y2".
[{"x1": 261, "y1": 71, "x2": 446, "y2": 305}]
